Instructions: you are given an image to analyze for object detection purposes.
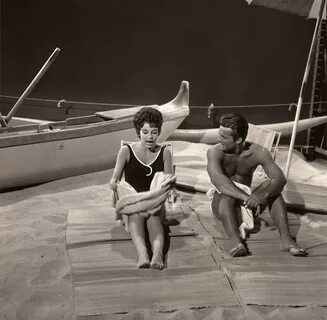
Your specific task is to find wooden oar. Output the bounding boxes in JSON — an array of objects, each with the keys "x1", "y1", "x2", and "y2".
[
  {"x1": 0, "y1": 112, "x2": 7, "y2": 127},
  {"x1": 4, "y1": 47, "x2": 61, "y2": 126}
]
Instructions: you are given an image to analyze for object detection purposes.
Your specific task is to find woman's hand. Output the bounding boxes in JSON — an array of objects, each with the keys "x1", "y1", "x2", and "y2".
[
  {"x1": 109, "y1": 178, "x2": 118, "y2": 191},
  {"x1": 162, "y1": 174, "x2": 176, "y2": 186},
  {"x1": 167, "y1": 188, "x2": 178, "y2": 203}
]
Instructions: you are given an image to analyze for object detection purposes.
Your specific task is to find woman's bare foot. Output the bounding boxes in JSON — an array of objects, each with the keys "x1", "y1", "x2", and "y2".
[
  {"x1": 230, "y1": 243, "x2": 249, "y2": 257},
  {"x1": 150, "y1": 252, "x2": 164, "y2": 270},
  {"x1": 137, "y1": 253, "x2": 150, "y2": 268}
]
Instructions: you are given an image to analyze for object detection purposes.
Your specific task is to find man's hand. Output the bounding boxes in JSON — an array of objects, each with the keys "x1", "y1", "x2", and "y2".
[{"x1": 244, "y1": 192, "x2": 267, "y2": 209}]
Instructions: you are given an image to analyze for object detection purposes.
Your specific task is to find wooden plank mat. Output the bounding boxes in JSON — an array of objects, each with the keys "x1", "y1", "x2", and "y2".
[
  {"x1": 72, "y1": 240, "x2": 237, "y2": 315},
  {"x1": 190, "y1": 195, "x2": 327, "y2": 307},
  {"x1": 77, "y1": 305, "x2": 327, "y2": 320},
  {"x1": 66, "y1": 203, "x2": 238, "y2": 316},
  {"x1": 283, "y1": 182, "x2": 327, "y2": 212},
  {"x1": 66, "y1": 204, "x2": 197, "y2": 249}
]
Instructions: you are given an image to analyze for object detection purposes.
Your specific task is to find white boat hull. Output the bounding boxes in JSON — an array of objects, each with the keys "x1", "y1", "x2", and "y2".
[{"x1": 0, "y1": 82, "x2": 189, "y2": 190}]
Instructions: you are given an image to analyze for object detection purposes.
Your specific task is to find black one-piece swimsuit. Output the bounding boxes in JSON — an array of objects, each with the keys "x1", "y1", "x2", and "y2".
[{"x1": 124, "y1": 144, "x2": 165, "y2": 192}]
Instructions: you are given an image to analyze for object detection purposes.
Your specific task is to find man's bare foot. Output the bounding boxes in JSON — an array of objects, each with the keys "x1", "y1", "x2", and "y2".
[
  {"x1": 137, "y1": 254, "x2": 150, "y2": 268},
  {"x1": 150, "y1": 252, "x2": 164, "y2": 270},
  {"x1": 230, "y1": 243, "x2": 249, "y2": 257},
  {"x1": 280, "y1": 242, "x2": 308, "y2": 257}
]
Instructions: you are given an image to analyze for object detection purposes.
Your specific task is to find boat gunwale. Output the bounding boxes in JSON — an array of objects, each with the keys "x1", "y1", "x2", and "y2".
[
  {"x1": 0, "y1": 109, "x2": 188, "y2": 148},
  {"x1": 0, "y1": 81, "x2": 189, "y2": 148}
]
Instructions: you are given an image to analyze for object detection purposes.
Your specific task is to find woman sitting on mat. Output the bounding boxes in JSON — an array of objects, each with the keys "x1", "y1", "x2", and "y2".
[{"x1": 109, "y1": 107, "x2": 175, "y2": 269}]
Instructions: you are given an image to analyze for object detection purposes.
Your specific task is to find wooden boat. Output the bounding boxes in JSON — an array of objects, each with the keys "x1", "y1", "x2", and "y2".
[{"x1": 0, "y1": 81, "x2": 189, "y2": 191}]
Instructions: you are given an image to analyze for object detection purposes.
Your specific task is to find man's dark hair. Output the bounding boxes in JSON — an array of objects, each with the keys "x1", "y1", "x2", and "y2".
[
  {"x1": 133, "y1": 107, "x2": 163, "y2": 137},
  {"x1": 219, "y1": 113, "x2": 249, "y2": 141}
]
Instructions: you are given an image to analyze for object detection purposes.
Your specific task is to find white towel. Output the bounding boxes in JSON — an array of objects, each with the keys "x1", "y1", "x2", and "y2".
[
  {"x1": 114, "y1": 172, "x2": 176, "y2": 232},
  {"x1": 206, "y1": 181, "x2": 254, "y2": 239}
]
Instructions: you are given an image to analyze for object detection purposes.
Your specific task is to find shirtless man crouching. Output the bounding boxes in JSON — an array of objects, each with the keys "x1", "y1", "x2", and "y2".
[{"x1": 207, "y1": 113, "x2": 308, "y2": 257}]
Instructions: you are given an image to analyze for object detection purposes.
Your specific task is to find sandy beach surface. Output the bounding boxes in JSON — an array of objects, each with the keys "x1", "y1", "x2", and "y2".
[{"x1": 0, "y1": 169, "x2": 113, "y2": 320}]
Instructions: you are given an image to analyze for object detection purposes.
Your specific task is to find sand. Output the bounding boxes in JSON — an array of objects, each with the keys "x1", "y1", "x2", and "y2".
[{"x1": 0, "y1": 169, "x2": 114, "y2": 320}]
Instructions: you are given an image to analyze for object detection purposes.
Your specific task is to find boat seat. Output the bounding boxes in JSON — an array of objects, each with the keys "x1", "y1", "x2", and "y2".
[
  {"x1": 48, "y1": 121, "x2": 67, "y2": 130},
  {"x1": 66, "y1": 115, "x2": 106, "y2": 125},
  {"x1": 247, "y1": 124, "x2": 281, "y2": 178},
  {"x1": 247, "y1": 124, "x2": 281, "y2": 159},
  {"x1": 37, "y1": 123, "x2": 51, "y2": 133}
]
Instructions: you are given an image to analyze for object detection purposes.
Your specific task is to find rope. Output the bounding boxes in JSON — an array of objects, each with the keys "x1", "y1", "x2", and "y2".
[
  {"x1": 190, "y1": 100, "x2": 327, "y2": 109},
  {"x1": 1, "y1": 94, "x2": 326, "y2": 110}
]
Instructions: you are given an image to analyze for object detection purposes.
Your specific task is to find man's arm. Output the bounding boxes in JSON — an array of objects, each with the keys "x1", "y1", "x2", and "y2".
[
  {"x1": 207, "y1": 146, "x2": 249, "y2": 202},
  {"x1": 245, "y1": 147, "x2": 286, "y2": 208},
  {"x1": 257, "y1": 147, "x2": 286, "y2": 198}
]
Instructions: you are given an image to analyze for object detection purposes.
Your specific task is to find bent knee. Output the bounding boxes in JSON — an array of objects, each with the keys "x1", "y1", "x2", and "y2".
[
  {"x1": 129, "y1": 213, "x2": 146, "y2": 223},
  {"x1": 211, "y1": 193, "x2": 237, "y2": 217},
  {"x1": 267, "y1": 193, "x2": 284, "y2": 204},
  {"x1": 216, "y1": 193, "x2": 237, "y2": 205}
]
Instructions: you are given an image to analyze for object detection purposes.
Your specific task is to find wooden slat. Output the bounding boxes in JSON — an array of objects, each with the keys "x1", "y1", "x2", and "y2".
[
  {"x1": 76, "y1": 305, "x2": 327, "y2": 320},
  {"x1": 69, "y1": 236, "x2": 219, "y2": 273},
  {"x1": 70, "y1": 237, "x2": 237, "y2": 315},
  {"x1": 68, "y1": 238, "x2": 237, "y2": 315},
  {"x1": 66, "y1": 203, "x2": 238, "y2": 316},
  {"x1": 74, "y1": 268, "x2": 235, "y2": 315},
  {"x1": 283, "y1": 182, "x2": 327, "y2": 212},
  {"x1": 233, "y1": 271, "x2": 327, "y2": 306},
  {"x1": 66, "y1": 205, "x2": 197, "y2": 249},
  {"x1": 192, "y1": 192, "x2": 327, "y2": 307}
]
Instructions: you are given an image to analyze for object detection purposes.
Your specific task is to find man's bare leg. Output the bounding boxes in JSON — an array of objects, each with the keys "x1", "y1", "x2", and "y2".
[
  {"x1": 129, "y1": 214, "x2": 150, "y2": 268},
  {"x1": 268, "y1": 195, "x2": 307, "y2": 256},
  {"x1": 211, "y1": 193, "x2": 248, "y2": 257},
  {"x1": 147, "y1": 214, "x2": 165, "y2": 269},
  {"x1": 254, "y1": 181, "x2": 308, "y2": 256}
]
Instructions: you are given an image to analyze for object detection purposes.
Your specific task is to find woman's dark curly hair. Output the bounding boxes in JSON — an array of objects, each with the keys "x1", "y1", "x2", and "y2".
[
  {"x1": 133, "y1": 107, "x2": 163, "y2": 137},
  {"x1": 219, "y1": 113, "x2": 249, "y2": 141}
]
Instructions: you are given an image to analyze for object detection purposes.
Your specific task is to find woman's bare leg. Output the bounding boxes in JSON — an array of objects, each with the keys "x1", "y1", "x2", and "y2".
[
  {"x1": 147, "y1": 215, "x2": 165, "y2": 269},
  {"x1": 129, "y1": 214, "x2": 150, "y2": 268}
]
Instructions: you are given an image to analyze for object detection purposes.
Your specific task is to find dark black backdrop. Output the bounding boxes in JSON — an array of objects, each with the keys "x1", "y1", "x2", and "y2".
[{"x1": 0, "y1": 0, "x2": 314, "y2": 108}]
